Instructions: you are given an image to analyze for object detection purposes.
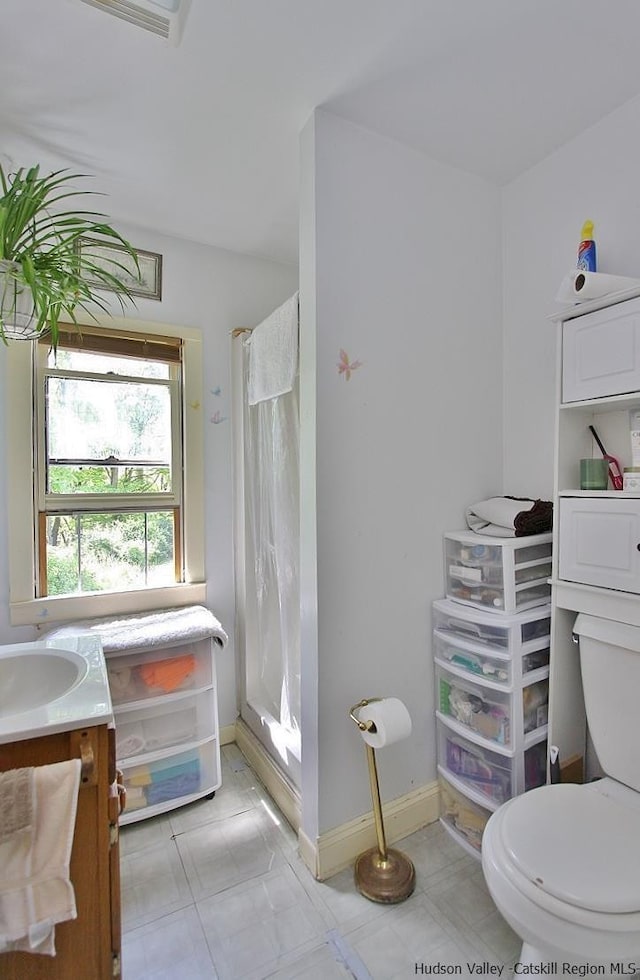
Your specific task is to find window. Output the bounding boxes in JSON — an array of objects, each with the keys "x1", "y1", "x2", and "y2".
[
  {"x1": 36, "y1": 327, "x2": 182, "y2": 597},
  {"x1": 6, "y1": 316, "x2": 205, "y2": 625}
]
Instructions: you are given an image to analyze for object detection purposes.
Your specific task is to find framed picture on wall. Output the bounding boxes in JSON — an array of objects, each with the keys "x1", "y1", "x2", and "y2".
[{"x1": 76, "y1": 237, "x2": 163, "y2": 301}]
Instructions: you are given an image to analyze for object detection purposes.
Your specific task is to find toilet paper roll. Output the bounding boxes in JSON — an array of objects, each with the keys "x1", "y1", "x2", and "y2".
[
  {"x1": 358, "y1": 697, "x2": 412, "y2": 748},
  {"x1": 556, "y1": 269, "x2": 640, "y2": 305}
]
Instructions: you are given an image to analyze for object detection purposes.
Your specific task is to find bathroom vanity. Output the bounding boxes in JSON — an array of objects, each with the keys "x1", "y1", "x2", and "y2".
[
  {"x1": 550, "y1": 290, "x2": 640, "y2": 780},
  {"x1": 0, "y1": 636, "x2": 121, "y2": 979}
]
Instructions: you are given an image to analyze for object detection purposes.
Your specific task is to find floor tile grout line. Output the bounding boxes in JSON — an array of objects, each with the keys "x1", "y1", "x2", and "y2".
[
  {"x1": 326, "y1": 928, "x2": 375, "y2": 980},
  {"x1": 118, "y1": 752, "x2": 521, "y2": 977},
  {"x1": 121, "y1": 897, "x2": 197, "y2": 938}
]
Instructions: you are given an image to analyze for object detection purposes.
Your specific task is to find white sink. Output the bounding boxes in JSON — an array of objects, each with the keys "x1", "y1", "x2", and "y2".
[
  {"x1": 0, "y1": 648, "x2": 88, "y2": 717},
  {"x1": 0, "y1": 635, "x2": 113, "y2": 744}
]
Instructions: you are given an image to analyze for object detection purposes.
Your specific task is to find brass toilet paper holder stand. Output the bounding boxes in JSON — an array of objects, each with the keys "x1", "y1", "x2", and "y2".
[{"x1": 349, "y1": 698, "x2": 416, "y2": 904}]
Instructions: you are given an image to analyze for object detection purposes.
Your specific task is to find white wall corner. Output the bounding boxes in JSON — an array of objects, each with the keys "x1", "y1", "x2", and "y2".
[{"x1": 298, "y1": 780, "x2": 440, "y2": 881}]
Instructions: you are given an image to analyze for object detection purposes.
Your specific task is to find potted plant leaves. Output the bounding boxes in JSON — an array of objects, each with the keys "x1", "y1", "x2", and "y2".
[{"x1": 0, "y1": 164, "x2": 139, "y2": 349}]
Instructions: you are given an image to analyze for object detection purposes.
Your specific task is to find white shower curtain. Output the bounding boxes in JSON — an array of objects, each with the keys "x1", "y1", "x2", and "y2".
[{"x1": 238, "y1": 332, "x2": 300, "y2": 770}]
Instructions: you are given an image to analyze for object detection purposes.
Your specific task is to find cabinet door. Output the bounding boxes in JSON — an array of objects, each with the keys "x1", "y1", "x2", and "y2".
[
  {"x1": 558, "y1": 497, "x2": 640, "y2": 591},
  {"x1": 0, "y1": 726, "x2": 114, "y2": 980},
  {"x1": 562, "y1": 297, "x2": 640, "y2": 402}
]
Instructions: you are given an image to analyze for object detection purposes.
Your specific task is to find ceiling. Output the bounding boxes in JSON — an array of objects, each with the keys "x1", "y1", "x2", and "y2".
[{"x1": 4, "y1": 0, "x2": 640, "y2": 267}]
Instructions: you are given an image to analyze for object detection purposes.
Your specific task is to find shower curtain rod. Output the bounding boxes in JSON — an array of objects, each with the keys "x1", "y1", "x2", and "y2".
[{"x1": 231, "y1": 327, "x2": 252, "y2": 337}]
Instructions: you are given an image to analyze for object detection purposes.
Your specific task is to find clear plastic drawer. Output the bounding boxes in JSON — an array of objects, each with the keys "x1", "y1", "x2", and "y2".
[
  {"x1": 437, "y1": 719, "x2": 547, "y2": 807},
  {"x1": 438, "y1": 773, "x2": 491, "y2": 854},
  {"x1": 106, "y1": 638, "x2": 213, "y2": 706},
  {"x1": 522, "y1": 647, "x2": 550, "y2": 674},
  {"x1": 436, "y1": 664, "x2": 512, "y2": 747},
  {"x1": 121, "y1": 743, "x2": 217, "y2": 816},
  {"x1": 433, "y1": 631, "x2": 511, "y2": 686},
  {"x1": 115, "y1": 689, "x2": 216, "y2": 762},
  {"x1": 523, "y1": 678, "x2": 549, "y2": 733},
  {"x1": 432, "y1": 598, "x2": 551, "y2": 659},
  {"x1": 437, "y1": 720, "x2": 512, "y2": 805}
]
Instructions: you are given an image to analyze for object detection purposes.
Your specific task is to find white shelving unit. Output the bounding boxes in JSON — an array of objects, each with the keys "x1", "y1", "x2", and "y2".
[
  {"x1": 435, "y1": 534, "x2": 552, "y2": 857},
  {"x1": 45, "y1": 605, "x2": 227, "y2": 825},
  {"x1": 550, "y1": 290, "x2": 640, "y2": 779}
]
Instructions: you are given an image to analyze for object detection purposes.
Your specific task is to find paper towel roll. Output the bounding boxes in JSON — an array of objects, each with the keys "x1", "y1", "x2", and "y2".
[
  {"x1": 556, "y1": 269, "x2": 640, "y2": 304},
  {"x1": 359, "y1": 697, "x2": 412, "y2": 748}
]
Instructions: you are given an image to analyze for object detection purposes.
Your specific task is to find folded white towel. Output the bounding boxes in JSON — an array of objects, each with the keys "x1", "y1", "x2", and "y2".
[
  {"x1": 248, "y1": 292, "x2": 299, "y2": 405},
  {"x1": 0, "y1": 759, "x2": 81, "y2": 956},
  {"x1": 465, "y1": 496, "x2": 553, "y2": 538},
  {"x1": 43, "y1": 604, "x2": 228, "y2": 654}
]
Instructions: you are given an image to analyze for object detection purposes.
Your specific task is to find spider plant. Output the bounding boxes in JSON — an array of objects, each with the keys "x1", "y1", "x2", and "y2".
[{"x1": 0, "y1": 164, "x2": 139, "y2": 348}]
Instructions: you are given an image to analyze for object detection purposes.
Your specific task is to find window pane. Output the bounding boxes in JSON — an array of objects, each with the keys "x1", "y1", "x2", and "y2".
[
  {"x1": 48, "y1": 464, "x2": 171, "y2": 495},
  {"x1": 45, "y1": 510, "x2": 176, "y2": 596},
  {"x1": 47, "y1": 377, "x2": 172, "y2": 471},
  {"x1": 48, "y1": 348, "x2": 170, "y2": 379}
]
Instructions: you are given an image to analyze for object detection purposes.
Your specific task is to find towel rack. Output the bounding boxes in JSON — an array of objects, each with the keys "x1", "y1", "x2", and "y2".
[{"x1": 70, "y1": 729, "x2": 96, "y2": 786}]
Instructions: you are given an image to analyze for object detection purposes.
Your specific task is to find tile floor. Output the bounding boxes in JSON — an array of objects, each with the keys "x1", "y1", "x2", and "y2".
[{"x1": 120, "y1": 744, "x2": 521, "y2": 980}]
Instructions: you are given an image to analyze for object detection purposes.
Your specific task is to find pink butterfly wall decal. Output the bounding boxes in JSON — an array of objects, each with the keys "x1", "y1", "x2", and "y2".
[{"x1": 337, "y1": 349, "x2": 362, "y2": 381}]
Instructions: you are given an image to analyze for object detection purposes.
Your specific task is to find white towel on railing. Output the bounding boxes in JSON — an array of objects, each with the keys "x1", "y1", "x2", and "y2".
[
  {"x1": 248, "y1": 292, "x2": 299, "y2": 405},
  {"x1": 0, "y1": 759, "x2": 81, "y2": 956}
]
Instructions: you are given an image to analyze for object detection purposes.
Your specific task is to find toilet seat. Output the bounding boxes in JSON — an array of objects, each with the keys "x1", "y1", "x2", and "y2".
[
  {"x1": 499, "y1": 781, "x2": 640, "y2": 914},
  {"x1": 483, "y1": 782, "x2": 640, "y2": 962}
]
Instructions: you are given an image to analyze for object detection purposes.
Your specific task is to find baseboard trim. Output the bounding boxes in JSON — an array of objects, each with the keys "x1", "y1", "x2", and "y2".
[
  {"x1": 230, "y1": 719, "x2": 439, "y2": 881},
  {"x1": 234, "y1": 718, "x2": 302, "y2": 833},
  {"x1": 299, "y1": 780, "x2": 440, "y2": 881},
  {"x1": 219, "y1": 723, "x2": 236, "y2": 746}
]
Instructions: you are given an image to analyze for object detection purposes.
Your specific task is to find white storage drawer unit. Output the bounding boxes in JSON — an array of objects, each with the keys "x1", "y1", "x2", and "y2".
[
  {"x1": 444, "y1": 531, "x2": 552, "y2": 614},
  {"x1": 558, "y1": 497, "x2": 640, "y2": 593},
  {"x1": 44, "y1": 605, "x2": 228, "y2": 825},
  {"x1": 562, "y1": 296, "x2": 640, "y2": 403},
  {"x1": 432, "y1": 594, "x2": 550, "y2": 856}
]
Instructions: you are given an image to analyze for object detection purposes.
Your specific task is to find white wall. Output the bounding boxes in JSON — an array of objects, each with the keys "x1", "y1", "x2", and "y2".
[
  {"x1": 503, "y1": 91, "x2": 640, "y2": 497},
  {"x1": 0, "y1": 224, "x2": 298, "y2": 729},
  {"x1": 300, "y1": 109, "x2": 503, "y2": 838}
]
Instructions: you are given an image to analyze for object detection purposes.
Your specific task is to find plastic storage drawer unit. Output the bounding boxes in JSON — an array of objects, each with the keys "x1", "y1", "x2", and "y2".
[{"x1": 444, "y1": 531, "x2": 552, "y2": 614}]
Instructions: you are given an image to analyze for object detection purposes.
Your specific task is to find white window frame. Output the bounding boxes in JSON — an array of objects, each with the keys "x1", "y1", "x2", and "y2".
[{"x1": 6, "y1": 314, "x2": 206, "y2": 626}]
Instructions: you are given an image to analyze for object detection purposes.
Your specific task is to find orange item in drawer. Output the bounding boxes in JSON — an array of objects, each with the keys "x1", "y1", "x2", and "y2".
[{"x1": 138, "y1": 654, "x2": 196, "y2": 694}]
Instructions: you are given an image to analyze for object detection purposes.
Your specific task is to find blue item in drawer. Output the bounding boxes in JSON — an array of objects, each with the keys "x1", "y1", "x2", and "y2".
[{"x1": 146, "y1": 770, "x2": 200, "y2": 805}]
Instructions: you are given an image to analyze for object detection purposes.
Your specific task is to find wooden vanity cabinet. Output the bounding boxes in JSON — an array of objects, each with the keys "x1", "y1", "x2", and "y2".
[{"x1": 0, "y1": 723, "x2": 121, "y2": 979}]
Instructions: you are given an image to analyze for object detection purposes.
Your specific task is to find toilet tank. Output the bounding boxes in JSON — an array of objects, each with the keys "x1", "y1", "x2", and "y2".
[{"x1": 573, "y1": 613, "x2": 640, "y2": 791}]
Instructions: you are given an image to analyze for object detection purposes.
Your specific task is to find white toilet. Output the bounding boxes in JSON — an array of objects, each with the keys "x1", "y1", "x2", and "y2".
[{"x1": 482, "y1": 613, "x2": 640, "y2": 969}]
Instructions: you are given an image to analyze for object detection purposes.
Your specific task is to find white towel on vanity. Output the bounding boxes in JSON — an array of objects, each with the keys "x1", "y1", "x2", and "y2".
[
  {"x1": 0, "y1": 759, "x2": 81, "y2": 956},
  {"x1": 248, "y1": 292, "x2": 299, "y2": 405}
]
